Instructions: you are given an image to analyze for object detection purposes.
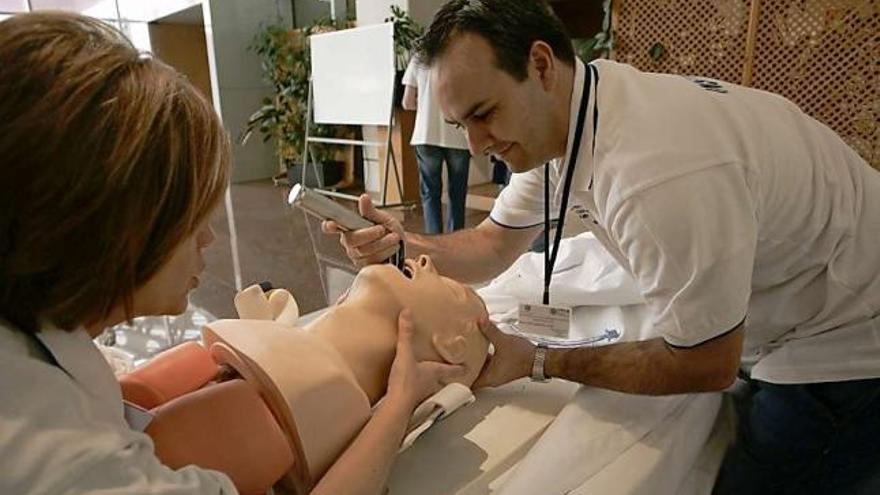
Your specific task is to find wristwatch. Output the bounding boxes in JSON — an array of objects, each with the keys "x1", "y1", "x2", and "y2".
[{"x1": 530, "y1": 342, "x2": 551, "y2": 383}]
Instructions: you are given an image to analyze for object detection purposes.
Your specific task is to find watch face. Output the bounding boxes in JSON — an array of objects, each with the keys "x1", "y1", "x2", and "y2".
[{"x1": 531, "y1": 346, "x2": 550, "y2": 382}]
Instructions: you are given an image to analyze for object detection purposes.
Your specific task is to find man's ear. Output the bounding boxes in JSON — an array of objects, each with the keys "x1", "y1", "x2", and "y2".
[
  {"x1": 529, "y1": 40, "x2": 557, "y2": 91},
  {"x1": 432, "y1": 332, "x2": 469, "y2": 365}
]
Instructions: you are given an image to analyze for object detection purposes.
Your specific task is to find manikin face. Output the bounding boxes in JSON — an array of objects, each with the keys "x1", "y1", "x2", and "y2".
[
  {"x1": 132, "y1": 219, "x2": 215, "y2": 317},
  {"x1": 434, "y1": 33, "x2": 562, "y2": 173},
  {"x1": 341, "y1": 255, "x2": 489, "y2": 385}
]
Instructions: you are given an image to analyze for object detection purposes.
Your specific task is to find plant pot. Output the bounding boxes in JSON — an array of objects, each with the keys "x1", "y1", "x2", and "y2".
[{"x1": 287, "y1": 160, "x2": 345, "y2": 189}]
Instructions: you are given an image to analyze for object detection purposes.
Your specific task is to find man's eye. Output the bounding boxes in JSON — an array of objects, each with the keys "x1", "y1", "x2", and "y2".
[{"x1": 474, "y1": 108, "x2": 494, "y2": 122}]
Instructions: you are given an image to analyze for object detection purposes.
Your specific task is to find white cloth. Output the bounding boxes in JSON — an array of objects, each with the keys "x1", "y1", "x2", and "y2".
[
  {"x1": 491, "y1": 58, "x2": 880, "y2": 384},
  {"x1": 480, "y1": 233, "x2": 652, "y2": 343},
  {"x1": 476, "y1": 233, "x2": 727, "y2": 495},
  {"x1": 403, "y1": 57, "x2": 469, "y2": 149},
  {"x1": 0, "y1": 321, "x2": 236, "y2": 494},
  {"x1": 496, "y1": 390, "x2": 725, "y2": 495}
]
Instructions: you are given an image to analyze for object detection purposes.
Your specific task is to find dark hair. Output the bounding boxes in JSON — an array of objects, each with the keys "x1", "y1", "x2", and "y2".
[
  {"x1": 416, "y1": 0, "x2": 575, "y2": 81},
  {"x1": 0, "y1": 12, "x2": 231, "y2": 334}
]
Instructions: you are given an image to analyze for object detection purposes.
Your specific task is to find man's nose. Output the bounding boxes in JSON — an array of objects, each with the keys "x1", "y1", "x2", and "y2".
[{"x1": 465, "y1": 124, "x2": 493, "y2": 157}]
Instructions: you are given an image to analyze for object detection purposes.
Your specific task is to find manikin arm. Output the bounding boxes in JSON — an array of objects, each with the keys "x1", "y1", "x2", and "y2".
[
  {"x1": 322, "y1": 195, "x2": 539, "y2": 284},
  {"x1": 119, "y1": 344, "x2": 294, "y2": 495},
  {"x1": 147, "y1": 379, "x2": 295, "y2": 495},
  {"x1": 475, "y1": 320, "x2": 743, "y2": 395},
  {"x1": 119, "y1": 341, "x2": 220, "y2": 409}
]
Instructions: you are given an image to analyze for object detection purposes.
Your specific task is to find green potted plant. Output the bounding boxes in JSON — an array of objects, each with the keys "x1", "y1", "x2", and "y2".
[
  {"x1": 241, "y1": 19, "x2": 352, "y2": 188},
  {"x1": 572, "y1": 0, "x2": 613, "y2": 61},
  {"x1": 385, "y1": 5, "x2": 424, "y2": 106}
]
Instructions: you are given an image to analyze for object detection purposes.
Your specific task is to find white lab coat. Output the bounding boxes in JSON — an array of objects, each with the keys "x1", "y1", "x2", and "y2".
[{"x1": 0, "y1": 320, "x2": 236, "y2": 494}]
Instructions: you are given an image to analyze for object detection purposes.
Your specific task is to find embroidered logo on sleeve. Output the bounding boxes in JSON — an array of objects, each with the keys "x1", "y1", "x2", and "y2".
[{"x1": 684, "y1": 76, "x2": 729, "y2": 94}]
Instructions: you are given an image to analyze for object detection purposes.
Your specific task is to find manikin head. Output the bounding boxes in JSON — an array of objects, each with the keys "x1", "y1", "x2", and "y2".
[
  {"x1": 203, "y1": 255, "x2": 489, "y2": 491},
  {"x1": 327, "y1": 254, "x2": 490, "y2": 396},
  {"x1": 417, "y1": 0, "x2": 576, "y2": 173}
]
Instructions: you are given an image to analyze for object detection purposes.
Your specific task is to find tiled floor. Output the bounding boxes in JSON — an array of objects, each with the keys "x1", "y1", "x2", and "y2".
[{"x1": 109, "y1": 179, "x2": 493, "y2": 361}]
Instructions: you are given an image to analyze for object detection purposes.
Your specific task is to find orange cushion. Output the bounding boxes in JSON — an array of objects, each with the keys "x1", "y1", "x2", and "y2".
[
  {"x1": 119, "y1": 341, "x2": 219, "y2": 409},
  {"x1": 147, "y1": 379, "x2": 295, "y2": 495}
]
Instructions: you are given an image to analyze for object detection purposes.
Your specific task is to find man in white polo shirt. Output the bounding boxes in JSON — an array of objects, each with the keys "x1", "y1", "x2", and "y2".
[
  {"x1": 324, "y1": 1, "x2": 880, "y2": 492},
  {"x1": 402, "y1": 56, "x2": 471, "y2": 234}
]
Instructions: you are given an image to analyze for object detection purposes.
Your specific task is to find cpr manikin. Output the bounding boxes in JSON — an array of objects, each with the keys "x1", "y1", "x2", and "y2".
[{"x1": 118, "y1": 255, "x2": 489, "y2": 494}]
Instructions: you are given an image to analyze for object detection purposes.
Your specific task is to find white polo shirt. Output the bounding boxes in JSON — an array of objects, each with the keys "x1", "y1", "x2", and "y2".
[
  {"x1": 403, "y1": 57, "x2": 469, "y2": 150},
  {"x1": 0, "y1": 321, "x2": 236, "y2": 494},
  {"x1": 492, "y1": 59, "x2": 880, "y2": 384}
]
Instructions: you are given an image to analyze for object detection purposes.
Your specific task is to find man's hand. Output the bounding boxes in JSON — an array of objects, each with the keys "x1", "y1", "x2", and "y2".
[
  {"x1": 386, "y1": 309, "x2": 465, "y2": 410},
  {"x1": 321, "y1": 193, "x2": 405, "y2": 267},
  {"x1": 472, "y1": 317, "x2": 536, "y2": 389}
]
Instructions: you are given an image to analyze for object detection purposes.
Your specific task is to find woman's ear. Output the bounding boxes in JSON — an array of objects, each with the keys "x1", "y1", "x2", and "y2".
[{"x1": 432, "y1": 332, "x2": 468, "y2": 364}]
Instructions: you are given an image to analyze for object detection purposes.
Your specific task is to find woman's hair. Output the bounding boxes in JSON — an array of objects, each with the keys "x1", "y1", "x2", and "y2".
[{"x1": 0, "y1": 12, "x2": 231, "y2": 334}]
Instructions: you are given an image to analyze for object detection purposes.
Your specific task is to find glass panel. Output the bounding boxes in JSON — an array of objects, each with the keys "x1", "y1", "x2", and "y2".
[
  {"x1": 0, "y1": 0, "x2": 28, "y2": 13},
  {"x1": 117, "y1": 0, "x2": 200, "y2": 22},
  {"x1": 121, "y1": 20, "x2": 150, "y2": 51},
  {"x1": 30, "y1": 0, "x2": 118, "y2": 19}
]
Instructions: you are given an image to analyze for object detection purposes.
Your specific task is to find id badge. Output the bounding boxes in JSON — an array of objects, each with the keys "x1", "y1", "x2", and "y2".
[{"x1": 517, "y1": 303, "x2": 571, "y2": 339}]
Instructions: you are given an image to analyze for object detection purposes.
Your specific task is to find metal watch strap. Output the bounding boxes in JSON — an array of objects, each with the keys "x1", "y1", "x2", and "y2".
[{"x1": 531, "y1": 342, "x2": 551, "y2": 383}]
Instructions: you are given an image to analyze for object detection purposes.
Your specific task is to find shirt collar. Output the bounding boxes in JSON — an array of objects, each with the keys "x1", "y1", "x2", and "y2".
[
  {"x1": 36, "y1": 323, "x2": 126, "y2": 425},
  {"x1": 554, "y1": 58, "x2": 596, "y2": 208}
]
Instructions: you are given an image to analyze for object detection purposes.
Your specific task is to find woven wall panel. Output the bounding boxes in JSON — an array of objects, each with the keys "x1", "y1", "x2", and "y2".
[
  {"x1": 748, "y1": 0, "x2": 879, "y2": 169},
  {"x1": 611, "y1": 0, "x2": 880, "y2": 169},
  {"x1": 612, "y1": 0, "x2": 751, "y2": 83}
]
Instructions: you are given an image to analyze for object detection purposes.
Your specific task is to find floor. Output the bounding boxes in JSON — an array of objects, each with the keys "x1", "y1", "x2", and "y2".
[{"x1": 107, "y1": 179, "x2": 494, "y2": 362}]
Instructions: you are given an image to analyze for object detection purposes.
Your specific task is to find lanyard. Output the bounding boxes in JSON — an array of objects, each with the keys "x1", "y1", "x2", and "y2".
[{"x1": 543, "y1": 63, "x2": 593, "y2": 305}]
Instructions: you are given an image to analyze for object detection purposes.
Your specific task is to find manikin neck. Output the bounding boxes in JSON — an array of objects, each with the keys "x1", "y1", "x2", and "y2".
[{"x1": 303, "y1": 301, "x2": 399, "y2": 405}]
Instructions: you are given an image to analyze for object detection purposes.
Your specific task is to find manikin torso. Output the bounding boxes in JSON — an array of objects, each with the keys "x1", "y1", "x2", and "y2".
[{"x1": 202, "y1": 255, "x2": 489, "y2": 493}]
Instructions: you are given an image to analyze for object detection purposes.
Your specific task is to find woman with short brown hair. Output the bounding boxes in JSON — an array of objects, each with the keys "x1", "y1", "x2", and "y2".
[{"x1": 0, "y1": 12, "x2": 460, "y2": 494}]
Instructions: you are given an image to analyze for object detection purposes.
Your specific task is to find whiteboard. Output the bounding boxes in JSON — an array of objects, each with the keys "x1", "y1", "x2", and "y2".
[{"x1": 309, "y1": 22, "x2": 395, "y2": 126}]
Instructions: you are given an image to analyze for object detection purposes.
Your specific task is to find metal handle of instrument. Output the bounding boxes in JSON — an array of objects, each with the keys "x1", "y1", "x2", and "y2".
[
  {"x1": 288, "y1": 184, "x2": 375, "y2": 231},
  {"x1": 288, "y1": 184, "x2": 405, "y2": 270}
]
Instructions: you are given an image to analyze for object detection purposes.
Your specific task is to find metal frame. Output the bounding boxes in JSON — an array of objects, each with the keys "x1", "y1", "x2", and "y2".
[{"x1": 301, "y1": 77, "x2": 406, "y2": 207}]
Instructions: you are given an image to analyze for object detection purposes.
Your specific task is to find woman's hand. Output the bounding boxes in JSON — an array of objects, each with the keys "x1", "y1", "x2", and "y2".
[{"x1": 385, "y1": 309, "x2": 465, "y2": 410}]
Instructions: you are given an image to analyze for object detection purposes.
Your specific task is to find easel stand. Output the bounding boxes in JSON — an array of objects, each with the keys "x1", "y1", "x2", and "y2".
[{"x1": 301, "y1": 78, "x2": 406, "y2": 208}]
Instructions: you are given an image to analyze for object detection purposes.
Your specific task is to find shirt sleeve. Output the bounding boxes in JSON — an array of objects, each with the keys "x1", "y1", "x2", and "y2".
[
  {"x1": 607, "y1": 164, "x2": 757, "y2": 347},
  {"x1": 489, "y1": 164, "x2": 555, "y2": 229},
  {"x1": 67, "y1": 434, "x2": 238, "y2": 495},
  {"x1": 402, "y1": 57, "x2": 418, "y2": 87}
]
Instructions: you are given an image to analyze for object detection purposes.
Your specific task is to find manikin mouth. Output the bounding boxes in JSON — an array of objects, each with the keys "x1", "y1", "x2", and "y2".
[
  {"x1": 402, "y1": 256, "x2": 432, "y2": 280},
  {"x1": 402, "y1": 258, "x2": 419, "y2": 279}
]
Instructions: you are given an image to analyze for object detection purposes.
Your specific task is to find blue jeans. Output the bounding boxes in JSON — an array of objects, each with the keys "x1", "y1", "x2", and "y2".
[
  {"x1": 414, "y1": 145, "x2": 470, "y2": 234},
  {"x1": 713, "y1": 377, "x2": 880, "y2": 494}
]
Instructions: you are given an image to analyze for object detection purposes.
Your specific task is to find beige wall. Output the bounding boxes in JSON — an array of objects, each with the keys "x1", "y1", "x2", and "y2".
[{"x1": 148, "y1": 22, "x2": 213, "y2": 102}]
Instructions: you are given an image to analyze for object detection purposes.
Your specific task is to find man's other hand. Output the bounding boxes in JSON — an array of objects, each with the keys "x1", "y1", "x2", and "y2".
[{"x1": 321, "y1": 193, "x2": 405, "y2": 267}]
